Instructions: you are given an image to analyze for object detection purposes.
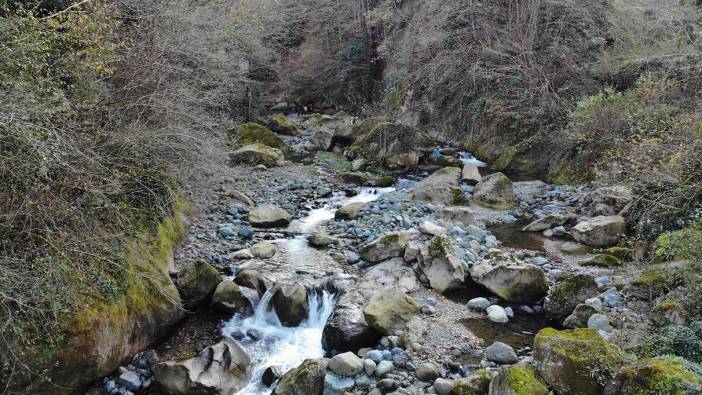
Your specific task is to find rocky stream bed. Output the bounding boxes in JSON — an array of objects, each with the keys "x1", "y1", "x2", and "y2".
[{"x1": 88, "y1": 114, "x2": 693, "y2": 395}]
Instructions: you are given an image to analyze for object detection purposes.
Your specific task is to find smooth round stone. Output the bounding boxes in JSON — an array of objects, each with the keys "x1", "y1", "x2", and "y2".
[
  {"x1": 363, "y1": 359, "x2": 376, "y2": 376},
  {"x1": 433, "y1": 378, "x2": 453, "y2": 395},
  {"x1": 382, "y1": 350, "x2": 392, "y2": 361},
  {"x1": 587, "y1": 313, "x2": 613, "y2": 333},
  {"x1": 366, "y1": 350, "x2": 383, "y2": 364},
  {"x1": 467, "y1": 297, "x2": 491, "y2": 311},
  {"x1": 374, "y1": 360, "x2": 394, "y2": 377},
  {"x1": 485, "y1": 341, "x2": 519, "y2": 364}
]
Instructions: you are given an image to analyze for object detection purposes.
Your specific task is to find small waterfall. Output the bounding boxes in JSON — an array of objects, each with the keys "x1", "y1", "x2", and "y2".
[
  {"x1": 458, "y1": 151, "x2": 487, "y2": 167},
  {"x1": 223, "y1": 289, "x2": 337, "y2": 395}
]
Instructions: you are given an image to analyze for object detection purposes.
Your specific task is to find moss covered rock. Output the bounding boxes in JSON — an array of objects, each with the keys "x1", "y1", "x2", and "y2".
[
  {"x1": 228, "y1": 122, "x2": 285, "y2": 149},
  {"x1": 176, "y1": 260, "x2": 222, "y2": 308},
  {"x1": 473, "y1": 172, "x2": 517, "y2": 209},
  {"x1": 544, "y1": 273, "x2": 599, "y2": 319},
  {"x1": 534, "y1": 328, "x2": 629, "y2": 395},
  {"x1": 470, "y1": 262, "x2": 549, "y2": 303},
  {"x1": 230, "y1": 143, "x2": 285, "y2": 167},
  {"x1": 272, "y1": 358, "x2": 328, "y2": 395},
  {"x1": 563, "y1": 303, "x2": 599, "y2": 329},
  {"x1": 373, "y1": 175, "x2": 396, "y2": 187},
  {"x1": 339, "y1": 171, "x2": 369, "y2": 185},
  {"x1": 411, "y1": 167, "x2": 463, "y2": 205},
  {"x1": 363, "y1": 289, "x2": 419, "y2": 335},
  {"x1": 453, "y1": 369, "x2": 494, "y2": 394},
  {"x1": 489, "y1": 363, "x2": 549, "y2": 395},
  {"x1": 605, "y1": 356, "x2": 702, "y2": 395},
  {"x1": 270, "y1": 113, "x2": 299, "y2": 135},
  {"x1": 578, "y1": 254, "x2": 621, "y2": 267},
  {"x1": 629, "y1": 261, "x2": 689, "y2": 300}
]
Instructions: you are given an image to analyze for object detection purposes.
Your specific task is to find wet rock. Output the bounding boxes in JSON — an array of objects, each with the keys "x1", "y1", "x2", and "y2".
[
  {"x1": 563, "y1": 304, "x2": 598, "y2": 329},
  {"x1": 359, "y1": 231, "x2": 413, "y2": 263},
  {"x1": 461, "y1": 163, "x2": 482, "y2": 185},
  {"x1": 328, "y1": 352, "x2": 363, "y2": 377},
  {"x1": 485, "y1": 341, "x2": 519, "y2": 364},
  {"x1": 176, "y1": 260, "x2": 222, "y2": 308},
  {"x1": 272, "y1": 283, "x2": 309, "y2": 326},
  {"x1": 250, "y1": 241, "x2": 277, "y2": 258},
  {"x1": 230, "y1": 143, "x2": 285, "y2": 167},
  {"x1": 419, "y1": 235, "x2": 465, "y2": 293},
  {"x1": 212, "y1": 280, "x2": 257, "y2": 314},
  {"x1": 438, "y1": 206, "x2": 477, "y2": 227},
  {"x1": 489, "y1": 363, "x2": 549, "y2": 395},
  {"x1": 544, "y1": 274, "x2": 599, "y2": 319},
  {"x1": 323, "y1": 291, "x2": 382, "y2": 354},
  {"x1": 117, "y1": 371, "x2": 142, "y2": 392},
  {"x1": 473, "y1": 172, "x2": 516, "y2": 209},
  {"x1": 571, "y1": 216, "x2": 626, "y2": 247},
  {"x1": 487, "y1": 305, "x2": 509, "y2": 324},
  {"x1": 249, "y1": 205, "x2": 292, "y2": 228},
  {"x1": 470, "y1": 262, "x2": 548, "y2": 303},
  {"x1": 411, "y1": 167, "x2": 463, "y2": 205},
  {"x1": 234, "y1": 269, "x2": 272, "y2": 297},
  {"x1": 363, "y1": 290, "x2": 419, "y2": 335},
  {"x1": 534, "y1": 328, "x2": 627, "y2": 395},
  {"x1": 335, "y1": 202, "x2": 365, "y2": 220},
  {"x1": 467, "y1": 297, "x2": 492, "y2": 311},
  {"x1": 308, "y1": 232, "x2": 338, "y2": 247},
  {"x1": 152, "y1": 340, "x2": 250, "y2": 395},
  {"x1": 262, "y1": 366, "x2": 283, "y2": 387},
  {"x1": 273, "y1": 358, "x2": 328, "y2": 395}
]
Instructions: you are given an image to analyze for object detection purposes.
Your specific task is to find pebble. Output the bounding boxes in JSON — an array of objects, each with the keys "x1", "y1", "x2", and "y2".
[{"x1": 367, "y1": 350, "x2": 383, "y2": 364}]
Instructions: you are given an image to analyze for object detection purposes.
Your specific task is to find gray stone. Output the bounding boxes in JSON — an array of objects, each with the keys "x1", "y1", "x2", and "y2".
[
  {"x1": 363, "y1": 359, "x2": 376, "y2": 375},
  {"x1": 328, "y1": 352, "x2": 363, "y2": 377},
  {"x1": 587, "y1": 313, "x2": 613, "y2": 333},
  {"x1": 599, "y1": 288, "x2": 620, "y2": 307},
  {"x1": 411, "y1": 167, "x2": 463, "y2": 205},
  {"x1": 473, "y1": 172, "x2": 516, "y2": 209},
  {"x1": 117, "y1": 372, "x2": 141, "y2": 392},
  {"x1": 486, "y1": 305, "x2": 509, "y2": 324},
  {"x1": 249, "y1": 205, "x2": 292, "y2": 227},
  {"x1": 374, "y1": 360, "x2": 394, "y2": 377},
  {"x1": 485, "y1": 341, "x2": 519, "y2": 364},
  {"x1": 323, "y1": 373, "x2": 354, "y2": 395},
  {"x1": 415, "y1": 362, "x2": 440, "y2": 381},
  {"x1": 571, "y1": 216, "x2": 626, "y2": 247},
  {"x1": 434, "y1": 378, "x2": 453, "y2": 395},
  {"x1": 467, "y1": 297, "x2": 492, "y2": 311}
]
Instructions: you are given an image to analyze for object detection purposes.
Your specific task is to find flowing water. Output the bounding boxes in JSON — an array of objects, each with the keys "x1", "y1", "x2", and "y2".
[{"x1": 223, "y1": 186, "x2": 396, "y2": 394}]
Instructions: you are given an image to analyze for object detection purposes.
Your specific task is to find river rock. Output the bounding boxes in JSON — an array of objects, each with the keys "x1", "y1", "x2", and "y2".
[
  {"x1": 411, "y1": 167, "x2": 463, "y2": 204},
  {"x1": 489, "y1": 363, "x2": 549, "y2": 395},
  {"x1": 467, "y1": 297, "x2": 492, "y2": 311},
  {"x1": 544, "y1": 273, "x2": 599, "y2": 319},
  {"x1": 328, "y1": 352, "x2": 363, "y2": 377},
  {"x1": 212, "y1": 280, "x2": 258, "y2": 314},
  {"x1": 433, "y1": 378, "x2": 453, "y2": 395},
  {"x1": 303, "y1": 130, "x2": 334, "y2": 151},
  {"x1": 605, "y1": 357, "x2": 702, "y2": 395},
  {"x1": 308, "y1": 232, "x2": 338, "y2": 247},
  {"x1": 415, "y1": 362, "x2": 440, "y2": 381},
  {"x1": 470, "y1": 262, "x2": 548, "y2": 303},
  {"x1": 363, "y1": 359, "x2": 376, "y2": 375},
  {"x1": 534, "y1": 328, "x2": 627, "y2": 395},
  {"x1": 229, "y1": 122, "x2": 285, "y2": 149},
  {"x1": 438, "y1": 206, "x2": 477, "y2": 227},
  {"x1": 359, "y1": 231, "x2": 414, "y2": 263},
  {"x1": 323, "y1": 373, "x2": 354, "y2": 395},
  {"x1": 374, "y1": 360, "x2": 394, "y2": 377},
  {"x1": 234, "y1": 268, "x2": 272, "y2": 297},
  {"x1": 563, "y1": 303, "x2": 599, "y2": 329},
  {"x1": 486, "y1": 305, "x2": 509, "y2": 323},
  {"x1": 249, "y1": 205, "x2": 292, "y2": 227},
  {"x1": 485, "y1": 341, "x2": 519, "y2": 364},
  {"x1": 176, "y1": 260, "x2": 222, "y2": 308},
  {"x1": 152, "y1": 340, "x2": 251, "y2": 395},
  {"x1": 273, "y1": 358, "x2": 328, "y2": 395},
  {"x1": 270, "y1": 113, "x2": 299, "y2": 135},
  {"x1": 335, "y1": 202, "x2": 365, "y2": 220},
  {"x1": 357, "y1": 258, "x2": 419, "y2": 298},
  {"x1": 230, "y1": 143, "x2": 285, "y2": 167},
  {"x1": 452, "y1": 370, "x2": 494, "y2": 394},
  {"x1": 512, "y1": 180, "x2": 549, "y2": 203},
  {"x1": 262, "y1": 366, "x2": 283, "y2": 387},
  {"x1": 363, "y1": 290, "x2": 420, "y2": 335},
  {"x1": 419, "y1": 220, "x2": 447, "y2": 236},
  {"x1": 522, "y1": 214, "x2": 568, "y2": 232},
  {"x1": 272, "y1": 283, "x2": 309, "y2": 326},
  {"x1": 323, "y1": 290, "x2": 382, "y2": 353},
  {"x1": 250, "y1": 241, "x2": 277, "y2": 258},
  {"x1": 419, "y1": 235, "x2": 465, "y2": 293},
  {"x1": 461, "y1": 163, "x2": 482, "y2": 185},
  {"x1": 571, "y1": 215, "x2": 626, "y2": 247},
  {"x1": 473, "y1": 172, "x2": 516, "y2": 209}
]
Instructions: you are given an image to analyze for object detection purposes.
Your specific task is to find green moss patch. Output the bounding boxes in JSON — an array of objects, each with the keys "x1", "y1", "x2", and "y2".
[{"x1": 228, "y1": 122, "x2": 285, "y2": 149}]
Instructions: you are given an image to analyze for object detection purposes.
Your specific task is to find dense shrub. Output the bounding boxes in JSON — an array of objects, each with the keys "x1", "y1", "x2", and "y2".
[{"x1": 639, "y1": 321, "x2": 702, "y2": 363}]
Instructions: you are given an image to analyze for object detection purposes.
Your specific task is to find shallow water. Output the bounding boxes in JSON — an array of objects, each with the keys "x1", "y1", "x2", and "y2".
[
  {"x1": 460, "y1": 313, "x2": 560, "y2": 351},
  {"x1": 489, "y1": 221, "x2": 546, "y2": 252}
]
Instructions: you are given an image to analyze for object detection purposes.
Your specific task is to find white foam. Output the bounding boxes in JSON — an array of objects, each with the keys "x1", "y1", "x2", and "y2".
[{"x1": 458, "y1": 151, "x2": 487, "y2": 167}]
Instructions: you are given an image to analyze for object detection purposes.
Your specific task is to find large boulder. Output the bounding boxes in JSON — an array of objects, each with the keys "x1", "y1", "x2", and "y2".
[
  {"x1": 322, "y1": 290, "x2": 382, "y2": 354},
  {"x1": 411, "y1": 167, "x2": 463, "y2": 204},
  {"x1": 571, "y1": 216, "x2": 626, "y2": 247},
  {"x1": 587, "y1": 185, "x2": 633, "y2": 216},
  {"x1": 470, "y1": 262, "x2": 548, "y2": 303},
  {"x1": 473, "y1": 172, "x2": 516, "y2": 209},
  {"x1": 363, "y1": 290, "x2": 420, "y2": 335},
  {"x1": 534, "y1": 328, "x2": 628, "y2": 395},
  {"x1": 512, "y1": 180, "x2": 549, "y2": 203},
  {"x1": 152, "y1": 340, "x2": 250, "y2": 395},
  {"x1": 605, "y1": 357, "x2": 702, "y2": 395},
  {"x1": 272, "y1": 358, "x2": 328, "y2": 395},
  {"x1": 356, "y1": 258, "x2": 419, "y2": 298},
  {"x1": 272, "y1": 283, "x2": 309, "y2": 326},
  {"x1": 250, "y1": 241, "x2": 277, "y2": 258},
  {"x1": 359, "y1": 231, "x2": 414, "y2": 263},
  {"x1": 270, "y1": 113, "x2": 299, "y2": 135},
  {"x1": 249, "y1": 205, "x2": 292, "y2": 228},
  {"x1": 335, "y1": 202, "x2": 365, "y2": 220},
  {"x1": 176, "y1": 260, "x2": 222, "y2": 308},
  {"x1": 301, "y1": 130, "x2": 334, "y2": 151},
  {"x1": 230, "y1": 143, "x2": 285, "y2": 167},
  {"x1": 419, "y1": 235, "x2": 466, "y2": 293},
  {"x1": 212, "y1": 280, "x2": 258, "y2": 314},
  {"x1": 489, "y1": 363, "x2": 549, "y2": 395},
  {"x1": 228, "y1": 122, "x2": 285, "y2": 150},
  {"x1": 544, "y1": 274, "x2": 599, "y2": 319},
  {"x1": 438, "y1": 206, "x2": 477, "y2": 227},
  {"x1": 234, "y1": 268, "x2": 273, "y2": 297}
]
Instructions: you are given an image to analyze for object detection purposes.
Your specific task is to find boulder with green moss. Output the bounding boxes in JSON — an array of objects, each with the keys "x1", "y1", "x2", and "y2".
[
  {"x1": 339, "y1": 171, "x2": 369, "y2": 185},
  {"x1": 373, "y1": 175, "x2": 396, "y2": 187},
  {"x1": 534, "y1": 328, "x2": 629, "y2": 395},
  {"x1": 176, "y1": 260, "x2": 222, "y2": 308},
  {"x1": 605, "y1": 356, "x2": 702, "y2": 395},
  {"x1": 470, "y1": 261, "x2": 548, "y2": 303},
  {"x1": 628, "y1": 260, "x2": 689, "y2": 300},
  {"x1": 651, "y1": 300, "x2": 687, "y2": 326},
  {"x1": 452, "y1": 369, "x2": 495, "y2": 394},
  {"x1": 230, "y1": 143, "x2": 285, "y2": 167},
  {"x1": 473, "y1": 172, "x2": 517, "y2": 209},
  {"x1": 359, "y1": 231, "x2": 413, "y2": 263},
  {"x1": 272, "y1": 358, "x2": 328, "y2": 395},
  {"x1": 411, "y1": 167, "x2": 463, "y2": 205},
  {"x1": 578, "y1": 254, "x2": 621, "y2": 267},
  {"x1": 544, "y1": 273, "x2": 599, "y2": 319},
  {"x1": 228, "y1": 122, "x2": 285, "y2": 149},
  {"x1": 363, "y1": 290, "x2": 419, "y2": 335},
  {"x1": 489, "y1": 363, "x2": 549, "y2": 395},
  {"x1": 270, "y1": 113, "x2": 299, "y2": 135},
  {"x1": 419, "y1": 235, "x2": 466, "y2": 293}
]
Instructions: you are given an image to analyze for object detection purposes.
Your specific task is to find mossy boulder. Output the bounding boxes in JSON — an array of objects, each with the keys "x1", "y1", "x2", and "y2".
[
  {"x1": 339, "y1": 171, "x2": 369, "y2": 185},
  {"x1": 473, "y1": 172, "x2": 517, "y2": 209},
  {"x1": 470, "y1": 262, "x2": 549, "y2": 303},
  {"x1": 176, "y1": 260, "x2": 222, "y2": 308},
  {"x1": 534, "y1": 328, "x2": 630, "y2": 395},
  {"x1": 270, "y1": 113, "x2": 299, "y2": 135},
  {"x1": 605, "y1": 356, "x2": 702, "y2": 395},
  {"x1": 373, "y1": 175, "x2": 396, "y2": 187},
  {"x1": 212, "y1": 280, "x2": 257, "y2": 314},
  {"x1": 629, "y1": 261, "x2": 689, "y2": 300},
  {"x1": 363, "y1": 290, "x2": 420, "y2": 335},
  {"x1": 544, "y1": 273, "x2": 599, "y2": 319},
  {"x1": 489, "y1": 363, "x2": 549, "y2": 395},
  {"x1": 230, "y1": 143, "x2": 285, "y2": 167},
  {"x1": 604, "y1": 246, "x2": 633, "y2": 260},
  {"x1": 411, "y1": 167, "x2": 463, "y2": 205},
  {"x1": 228, "y1": 122, "x2": 285, "y2": 149},
  {"x1": 578, "y1": 254, "x2": 621, "y2": 267},
  {"x1": 651, "y1": 300, "x2": 687, "y2": 326},
  {"x1": 272, "y1": 358, "x2": 328, "y2": 395},
  {"x1": 453, "y1": 369, "x2": 494, "y2": 394},
  {"x1": 359, "y1": 231, "x2": 412, "y2": 263}
]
